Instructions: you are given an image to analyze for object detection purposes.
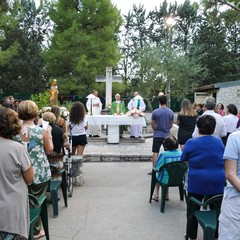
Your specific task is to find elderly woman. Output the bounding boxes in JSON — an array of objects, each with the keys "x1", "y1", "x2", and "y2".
[
  {"x1": 0, "y1": 107, "x2": 34, "y2": 239},
  {"x1": 16, "y1": 100, "x2": 53, "y2": 239},
  {"x1": 51, "y1": 105, "x2": 68, "y2": 137},
  {"x1": 42, "y1": 112, "x2": 68, "y2": 154},
  {"x1": 42, "y1": 112, "x2": 69, "y2": 179},
  {"x1": 181, "y1": 115, "x2": 225, "y2": 240}
]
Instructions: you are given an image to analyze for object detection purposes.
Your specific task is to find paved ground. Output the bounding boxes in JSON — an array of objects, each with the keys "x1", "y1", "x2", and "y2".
[
  {"x1": 46, "y1": 162, "x2": 191, "y2": 240},
  {"x1": 42, "y1": 114, "x2": 204, "y2": 240}
]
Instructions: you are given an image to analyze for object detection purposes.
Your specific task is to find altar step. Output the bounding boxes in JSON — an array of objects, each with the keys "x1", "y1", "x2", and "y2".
[
  {"x1": 87, "y1": 135, "x2": 147, "y2": 143},
  {"x1": 84, "y1": 153, "x2": 152, "y2": 162},
  {"x1": 84, "y1": 134, "x2": 153, "y2": 162}
]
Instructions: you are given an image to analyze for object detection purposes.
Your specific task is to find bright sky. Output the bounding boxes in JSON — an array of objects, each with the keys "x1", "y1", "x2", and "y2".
[
  {"x1": 35, "y1": 0, "x2": 193, "y2": 14},
  {"x1": 111, "y1": 0, "x2": 190, "y2": 14}
]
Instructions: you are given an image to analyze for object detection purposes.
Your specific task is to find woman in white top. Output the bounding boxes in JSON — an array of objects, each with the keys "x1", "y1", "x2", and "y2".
[
  {"x1": 222, "y1": 104, "x2": 239, "y2": 145},
  {"x1": 69, "y1": 102, "x2": 88, "y2": 156}
]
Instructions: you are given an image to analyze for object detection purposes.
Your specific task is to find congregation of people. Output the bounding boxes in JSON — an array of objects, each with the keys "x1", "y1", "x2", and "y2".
[
  {"x1": 0, "y1": 91, "x2": 146, "y2": 239},
  {"x1": 1, "y1": 92, "x2": 240, "y2": 240},
  {"x1": 150, "y1": 95, "x2": 240, "y2": 240}
]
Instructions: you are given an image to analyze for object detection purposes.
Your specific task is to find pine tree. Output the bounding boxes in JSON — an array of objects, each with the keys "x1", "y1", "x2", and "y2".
[{"x1": 43, "y1": 0, "x2": 122, "y2": 95}]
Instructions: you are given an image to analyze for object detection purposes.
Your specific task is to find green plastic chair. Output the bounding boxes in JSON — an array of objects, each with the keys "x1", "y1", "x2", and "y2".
[
  {"x1": 189, "y1": 194, "x2": 223, "y2": 240},
  {"x1": 149, "y1": 161, "x2": 188, "y2": 213},
  {"x1": 28, "y1": 194, "x2": 50, "y2": 240},
  {"x1": 48, "y1": 165, "x2": 68, "y2": 218},
  {"x1": 2, "y1": 234, "x2": 15, "y2": 240}
]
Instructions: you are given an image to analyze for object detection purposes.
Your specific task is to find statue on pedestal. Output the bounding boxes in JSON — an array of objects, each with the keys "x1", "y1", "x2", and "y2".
[{"x1": 50, "y1": 79, "x2": 58, "y2": 106}]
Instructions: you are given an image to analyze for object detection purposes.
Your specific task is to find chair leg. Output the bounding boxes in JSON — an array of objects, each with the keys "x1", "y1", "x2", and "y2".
[
  {"x1": 160, "y1": 185, "x2": 168, "y2": 213},
  {"x1": 204, "y1": 227, "x2": 215, "y2": 240},
  {"x1": 61, "y1": 171, "x2": 68, "y2": 207},
  {"x1": 51, "y1": 189, "x2": 59, "y2": 218},
  {"x1": 40, "y1": 198, "x2": 50, "y2": 240},
  {"x1": 149, "y1": 169, "x2": 156, "y2": 203},
  {"x1": 179, "y1": 185, "x2": 184, "y2": 201},
  {"x1": 184, "y1": 189, "x2": 189, "y2": 206},
  {"x1": 28, "y1": 223, "x2": 34, "y2": 240}
]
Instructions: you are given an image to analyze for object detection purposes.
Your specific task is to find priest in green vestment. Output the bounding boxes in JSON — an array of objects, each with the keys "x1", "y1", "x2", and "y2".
[{"x1": 110, "y1": 93, "x2": 126, "y2": 138}]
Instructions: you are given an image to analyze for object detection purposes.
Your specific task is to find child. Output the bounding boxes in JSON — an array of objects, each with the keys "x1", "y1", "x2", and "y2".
[
  {"x1": 69, "y1": 101, "x2": 88, "y2": 156},
  {"x1": 152, "y1": 136, "x2": 182, "y2": 202}
]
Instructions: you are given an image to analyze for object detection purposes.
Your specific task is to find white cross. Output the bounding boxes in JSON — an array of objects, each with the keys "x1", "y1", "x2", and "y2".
[{"x1": 96, "y1": 67, "x2": 122, "y2": 107}]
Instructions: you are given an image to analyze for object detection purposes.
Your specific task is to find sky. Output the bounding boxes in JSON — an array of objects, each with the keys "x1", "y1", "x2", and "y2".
[
  {"x1": 111, "y1": 0, "x2": 190, "y2": 15},
  {"x1": 35, "y1": 0, "x2": 191, "y2": 14}
]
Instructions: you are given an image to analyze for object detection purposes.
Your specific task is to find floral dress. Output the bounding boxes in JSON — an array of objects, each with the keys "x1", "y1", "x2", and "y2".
[{"x1": 15, "y1": 126, "x2": 51, "y2": 184}]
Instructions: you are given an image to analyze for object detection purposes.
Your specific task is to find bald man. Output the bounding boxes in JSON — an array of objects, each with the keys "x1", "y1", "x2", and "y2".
[{"x1": 127, "y1": 92, "x2": 146, "y2": 138}]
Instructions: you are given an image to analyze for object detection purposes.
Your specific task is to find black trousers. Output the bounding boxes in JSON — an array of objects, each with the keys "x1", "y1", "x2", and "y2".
[{"x1": 186, "y1": 192, "x2": 216, "y2": 239}]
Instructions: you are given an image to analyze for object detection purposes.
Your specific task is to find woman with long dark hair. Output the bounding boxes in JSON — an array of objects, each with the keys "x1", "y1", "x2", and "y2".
[{"x1": 69, "y1": 102, "x2": 88, "y2": 156}]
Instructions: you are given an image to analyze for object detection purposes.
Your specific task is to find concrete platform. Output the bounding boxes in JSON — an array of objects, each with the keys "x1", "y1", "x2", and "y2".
[{"x1": 84, "y1": 137, "x2": 153, "y2": 162}]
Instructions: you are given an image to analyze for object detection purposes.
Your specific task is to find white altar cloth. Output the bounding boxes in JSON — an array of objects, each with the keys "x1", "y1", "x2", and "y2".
[{"x1": 86, "y1": 115, "x2": 146, "y2": 143}]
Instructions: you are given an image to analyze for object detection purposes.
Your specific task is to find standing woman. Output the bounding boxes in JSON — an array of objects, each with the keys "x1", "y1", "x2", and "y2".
[
  {"x1": 181, "y1": 115, "x2": 225, "y2": 240},
  {"x1": 177, "y1": 99, "x2": 198, "y2": 149},
  {"x1": 218, "y1": 130, "x2": 240, "y2": 239},
  {"x1": 69, "y1": 101, "x2": 88, "y2": 156},
  {"x1": 0, "y1": 107, "x2": 34, "y2": 240},
  {"x1": 17, "y1": 100, "x2": 53, "y2": 239},
  {"x1": 222, "y1": 104, "x2": 239, "y2": 146},
  {"x1": 217, "y1": 103, "x2": 225, "y2": 116}
]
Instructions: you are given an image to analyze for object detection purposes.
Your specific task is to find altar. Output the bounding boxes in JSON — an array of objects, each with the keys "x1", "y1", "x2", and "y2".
[{"x1": 86, "y1": 115, "x2": 146, "y2": 143}]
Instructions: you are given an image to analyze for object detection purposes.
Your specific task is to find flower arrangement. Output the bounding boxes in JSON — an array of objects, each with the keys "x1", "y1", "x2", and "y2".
[
  {"x1": 38, "y1": 106, "x2": 51, "y2": 118},
  {"x1": 38, "y1": 106, "x2": 69, "y2": 121},
  {"x1": 60, "y1": 107, "x2": 69, "y2": 120}
]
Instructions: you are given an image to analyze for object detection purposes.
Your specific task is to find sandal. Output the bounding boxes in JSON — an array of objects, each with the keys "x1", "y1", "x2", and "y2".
[
  {"x1": 34, "y1": 229, "x2": 45, "y2": 240},
  {"x1": 152, "y1": 195, "x2": 159, "y2": 202}
]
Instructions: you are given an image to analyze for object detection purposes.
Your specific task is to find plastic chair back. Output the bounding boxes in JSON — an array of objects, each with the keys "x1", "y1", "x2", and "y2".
[
  {"x1": 190, "y1": 194, "x2": 223, "y2": 240},
  {"x1": 159, "y1": 161, "x2": 188, "y2": 186}
]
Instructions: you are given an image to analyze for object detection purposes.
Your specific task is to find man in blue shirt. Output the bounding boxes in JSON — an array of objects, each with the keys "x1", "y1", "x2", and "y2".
[{"x1": 151, "y1": 95, "x2": 174, "y2": 167}]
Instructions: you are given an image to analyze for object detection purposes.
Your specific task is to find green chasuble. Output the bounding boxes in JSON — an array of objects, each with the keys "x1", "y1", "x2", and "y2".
[{"x1": 110, "y1": 101, "x2": 126, "y2": 115}]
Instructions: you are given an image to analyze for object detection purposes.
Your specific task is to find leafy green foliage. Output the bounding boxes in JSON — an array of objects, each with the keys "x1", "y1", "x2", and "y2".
[
  {"x1": 0, "y1": 0, "x2": 50, "y2": 93},
  {"x1": 0, "y1": 1, "x2": 19, "y2": 66},
  {"x1": 43, "y1": 0, "x2": 122, "y2": 96},
  {"x1": 30, "y1": 90, "x2": 51, "y2": 110}
]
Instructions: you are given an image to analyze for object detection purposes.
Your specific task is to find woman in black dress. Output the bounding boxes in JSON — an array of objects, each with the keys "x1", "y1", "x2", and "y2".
[{"x1": 177, "y1": 99, "x2": 198, "y2": 149}]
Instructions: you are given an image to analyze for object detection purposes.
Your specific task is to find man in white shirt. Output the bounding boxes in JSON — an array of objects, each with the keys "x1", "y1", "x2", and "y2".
[
  {"x1": 86, "y1": 90, "x2": 102, "y2": 137},
  {"x1": 127, "y1": 92, "x2": 146, "y2": 138},
  {"x1": 192, "y1": 96, "x2": 226, "y2": 138}
]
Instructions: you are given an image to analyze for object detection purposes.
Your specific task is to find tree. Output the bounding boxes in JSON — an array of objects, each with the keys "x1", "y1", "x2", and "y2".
[
  {"x1": 0, "y1": 0, "x2": 50, "y2": 93},
  {"x1": 203, "y1": 0, "x2": 240, "y2": 12},
  {"x1": 133, "y1": 44, "x2": 204, "y2": 104},
  {"x1": 43, "y1": 0, "x2": 122, "y2": 96},
  {"x1": 119, "y1": 0, "x2": 203, "y2": 102},
  {"x1": 0, "y1": 1, "x2": 19, "y2": 67}
]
